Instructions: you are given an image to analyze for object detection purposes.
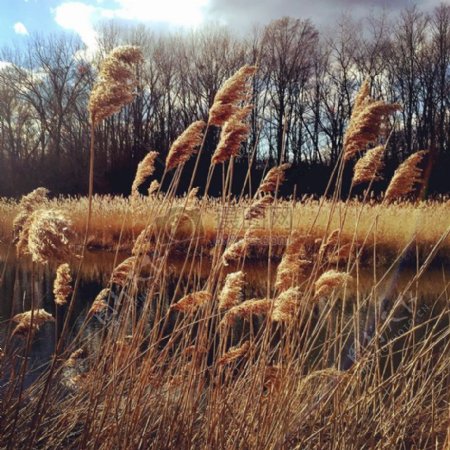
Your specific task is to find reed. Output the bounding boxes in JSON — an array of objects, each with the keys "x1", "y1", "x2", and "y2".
[
  {"x1": 131, "y1": 151, "x2": 158, "y2": 197},
  {"x1": 352, "y1": 145, "x2": 385, "y2": 186},
  {"x1": 165, "y1": 121, "x2": 206, "y2": 171},
  {"x1": 208, "y1": 65, "x2": 257, "y2": 127},
  {"x1": 384, "y1": 150, "x2": 428, "y2": 203},
  {"x1": 53, "y1": 263, "x2": 72, "y2": 306},
  {"x1": 343, "y1": 80, "x2": 399, "y2": 161},
  {"x1": 1, "y1": 54, "x2": 449, "y2": 450},
  {"x1": 212, "y1": 106, "x2": 252, "y2": 165},
  {"x1": 218, "y1": 270, "x2": 245, "y2": 310}
]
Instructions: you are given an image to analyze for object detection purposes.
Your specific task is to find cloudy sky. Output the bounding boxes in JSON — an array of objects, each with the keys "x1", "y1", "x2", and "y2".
[{"x1": 0, "y1": 0, "x2": 444, "y2": 49}]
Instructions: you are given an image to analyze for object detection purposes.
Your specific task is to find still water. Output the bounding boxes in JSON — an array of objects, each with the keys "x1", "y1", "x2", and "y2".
[{"x1": 1, "y1": 243, "x2": 449, "y2": 383}]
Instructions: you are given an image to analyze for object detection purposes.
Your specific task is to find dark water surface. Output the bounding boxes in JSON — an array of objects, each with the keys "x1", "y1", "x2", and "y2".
[{"x1": 1, "y1": 243, "x2": 449, "y2": 384}]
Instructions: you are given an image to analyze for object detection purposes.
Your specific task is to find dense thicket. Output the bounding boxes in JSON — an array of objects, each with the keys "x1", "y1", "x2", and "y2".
[{"x1": 1, "y1": 5, "x2": 450, "y2": 197}]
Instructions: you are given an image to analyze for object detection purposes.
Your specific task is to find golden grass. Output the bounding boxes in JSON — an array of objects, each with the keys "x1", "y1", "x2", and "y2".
[
  {"x1": 2, "y1": 64, "x2": 450, "y2": 450},
  {"x1": 1, "y1": 195, "x2": 449, "y2": 262}
]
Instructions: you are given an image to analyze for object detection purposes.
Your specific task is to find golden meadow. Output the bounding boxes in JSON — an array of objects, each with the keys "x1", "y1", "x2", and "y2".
[{"x1": 0, "y1": 47, "x2": 450, "y2": 449}]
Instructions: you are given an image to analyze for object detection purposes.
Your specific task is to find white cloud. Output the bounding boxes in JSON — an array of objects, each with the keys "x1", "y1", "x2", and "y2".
[
  {"x1": 53, "y1": 0, "x2": 210, "y2": 58},
  {"x1": 108, "y1": 0, "x2": 209, "y2": 27},
  {"x1": 0, "y1": 61, "x2": 13, "y2": 71},
  {"x1": 53, "y1": 2, "x2": 98, "y2": 51},
  {"x1": 13, "y1": 22, "x2": 29, "y2": 35},
  {"x1": 53, "y1": 0, "x2": 209, "y2": 47}
]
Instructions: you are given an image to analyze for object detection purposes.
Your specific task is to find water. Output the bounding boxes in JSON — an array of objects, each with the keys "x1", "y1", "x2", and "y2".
[{"x1": 0, "y1": 243, "x2": 449, "y2": 384}]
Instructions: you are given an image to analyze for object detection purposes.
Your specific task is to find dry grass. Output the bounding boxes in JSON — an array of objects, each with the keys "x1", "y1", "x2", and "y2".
[
  {"x1": 1, "y1": 195, "x2": 449, "y2": 263},
  {"x1": 1, "y1": 63, "x2": 450, "y2": 450}
]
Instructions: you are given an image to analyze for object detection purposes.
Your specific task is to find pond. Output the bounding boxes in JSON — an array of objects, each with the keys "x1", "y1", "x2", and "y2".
[{"x1": 1, "y1": 243, "x2": 449, "y2": 386}]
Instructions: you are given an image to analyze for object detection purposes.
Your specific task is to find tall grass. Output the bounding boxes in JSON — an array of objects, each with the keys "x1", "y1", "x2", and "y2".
[
  {"x1": 0, "y1": 60, "x2": 450, "y2": 450},
  {"x1": 1, "y1": 195, "x2": 449, "y2": 263}
]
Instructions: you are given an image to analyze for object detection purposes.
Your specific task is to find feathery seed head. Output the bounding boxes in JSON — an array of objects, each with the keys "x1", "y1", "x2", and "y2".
[
  {"x1": 54, "y1": 263, "x2": 72, "y2": 306},
  {"x1": 12, "y1": 309, "x2": 54, "y2": 337},
  {"x1": 209, "y1": 65, "x2": 257, "y2": 127},
  {"x1": 170, "y1": 290, "x2": 212, "y2": 313},
  {"x1": 89, "y1": 45, "x2": 143, "y2": 124},
  {"x1": 218, "y1": 271, "x2": 245, "y2": 310},
  {"x1": 111, "y1": 256, "x2": 136, "y2": 286},
  {"x1": 19, "y1": 209, "x2": 74, "y2": 264},
  {"x1": 275, "y1": 232, "x2": 308, "y2": 291},
  {"x1": 314, "y1": 270, "x2": 353, "y2": 298},
  {"x1": 131, "y1": 151, "x2": 158, "y2": 196},
  {"x1": 165, "y1": 120, "x2": 206, "y2": 171},
  {"x1": 212, "y1": 105, "x2": 252, "y2": 164},
  {"x1": 244, "y1": 195, "x2": 273, "y2": 220},
  {"x1": 272, "y1": 287, "x2": 303, "y2": 323},
  {"x1": 88, "y1": 288, "x2": 110, "y2": 317},
  {"x1": 148, "y1": 180, "x2": 160, "y2": 196},
  {"x1": 220, "y1": 298, "x2": 272, "y2": 328},
  {"x1": 353, "y1": 145, "x2": 385, "y2": 186},
  {"x1": 344, "y1": 101, "x2": 400, "y2": 161},
  {"x1": 217, "y1": 341, "x2": 251, "y2": 366},
  {"x1": 258, "y1": 163, "x2": 291, "y2": 194},
  {"x1": 384, "y1": 150, "x2": 428, "y2": 203},
  {"x1": 13, "y1": 187, "x2": 49, "y2": 243}
]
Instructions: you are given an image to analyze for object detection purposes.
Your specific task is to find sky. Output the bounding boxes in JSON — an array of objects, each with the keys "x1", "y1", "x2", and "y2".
[{"x1": 0, "y1": 0, "x2": 445, "y2": 51}]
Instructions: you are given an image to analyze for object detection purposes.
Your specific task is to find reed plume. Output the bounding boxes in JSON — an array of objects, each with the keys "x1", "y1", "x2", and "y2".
[
  {"x1": 384, "y1": 150, "x2": 428, "y2": 203},
  {"x1": 186, "y1": 187, "x2": 199, "y2": 206},
  {"x1": 314, "y1": 270, "x2": 353, "y2": 298},
  {"x1": 272, "y1": 287, "x2": 303, "y2": 323},
  {"x1": 218, "y1": 271, "x2": 245, "y2": 310},
  {"x1": 258, "y1": 163, "x2": 291, "y2": 194},
  {"x1": 220, "y1": 298, "x2": 272, "y2": 328},
  {"x1": 222, "y1": 228, "x2": 262, "y2": 266},
  {"x1": 212, "y1": 105, "x2": 252, "y2": 165},
  {"x1": 343, "y1": 81, "x2": 399, "y2": 160},
  {"x1": 12, "y1": 187, "x2": 48, "y2": 243},
  {"x1": 88, "y1": 288, "x2": 110, "y2": 317},
  {"x1": 170, "y1": 290, "x2": 212, "y2": 313},
  {"x1": 165, "y1": 120, "x2": 206, "y2": 171},
  {"x1": 148, "y1": 180, "x2": 160, "y2": 196},
  {"x1": 353, "y1": 145, "x2": 385, "y2": 185},
  {"x1": 244, "y1": 195, "x2": 273, "y2": 220},
  {"x1": 18, "y1": 209, "x2": 74, "y2": 264},
  {"x1": 209, "y1": 65, "x2": 257, "y2": 127},
  {"x1": 111, "y1": 256, "x2": 136, "y2": 286},
  {"x1": 275, "y1": 232, "x2": 309, "y2": 291},
  {"x1": 222, "y1": 239, "x2": 247, "y2": 266},
  {"x1": 131, "y1": 151, "x2": 158, "y2": 196},
  {"x1": 89, "y1": 45, "x2": 143, "y2": 125},
  {"x1": 65, "y1": 348, "x2": 87, "y2": 368},
  {"x1": 217, "y1": 341, "x2": 250, "y2": 366},
  {"x1": 353, "y1": 79, "x2": 371, "y2": 112},
  {"x1": 53, "y1": 263, "x2": 72, "y2": 306},
  {"x1": 12, "y1": 309, "x2": 54, "y2": 337}
]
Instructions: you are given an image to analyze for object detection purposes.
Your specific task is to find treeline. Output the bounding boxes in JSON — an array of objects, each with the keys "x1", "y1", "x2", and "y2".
[{"x1": 1, "y1": 5, "x2": 450, "y2": 198}]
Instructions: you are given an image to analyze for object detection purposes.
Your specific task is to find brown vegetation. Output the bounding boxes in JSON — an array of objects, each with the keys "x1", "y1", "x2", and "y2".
[{"x1": 0, "y1": 53, "x2": 450, "y2": 450}]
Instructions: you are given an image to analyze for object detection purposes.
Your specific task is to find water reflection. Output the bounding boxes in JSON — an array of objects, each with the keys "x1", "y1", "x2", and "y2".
[{"x1": 0, "y1": 243, "x2": 449, "y2": 384}]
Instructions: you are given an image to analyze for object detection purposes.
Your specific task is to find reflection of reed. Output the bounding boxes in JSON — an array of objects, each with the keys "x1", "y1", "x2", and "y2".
[{"x1": 2, "y1": 245, "x2": 449, "y2": 311}]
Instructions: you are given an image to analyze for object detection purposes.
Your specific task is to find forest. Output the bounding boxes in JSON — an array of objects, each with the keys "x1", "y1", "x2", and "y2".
[{"x1": 1, "y1": 4, "x2": 450, "y2": 198}]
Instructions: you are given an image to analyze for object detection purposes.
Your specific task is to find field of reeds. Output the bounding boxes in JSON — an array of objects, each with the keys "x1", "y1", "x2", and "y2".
[
  {"x1": 1, "y1": 195, "x2": 449, "y2": 264},
  {"x1": 1, "y1": 47, "x2": 450, "y2": 450}
]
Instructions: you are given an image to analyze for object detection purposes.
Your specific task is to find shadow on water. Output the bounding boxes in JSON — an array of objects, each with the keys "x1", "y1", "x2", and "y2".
[{"x1": 0, "y1": 243, "x2": 449, "y2": 388}]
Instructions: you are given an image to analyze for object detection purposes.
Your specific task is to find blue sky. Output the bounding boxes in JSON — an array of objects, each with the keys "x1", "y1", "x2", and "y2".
[
  {"x1": 0, "y1": 0, "x2": 444, "y2": 51},
  {"x1": 0, "y1": 0, "x2": 58, "y2": 44}
]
